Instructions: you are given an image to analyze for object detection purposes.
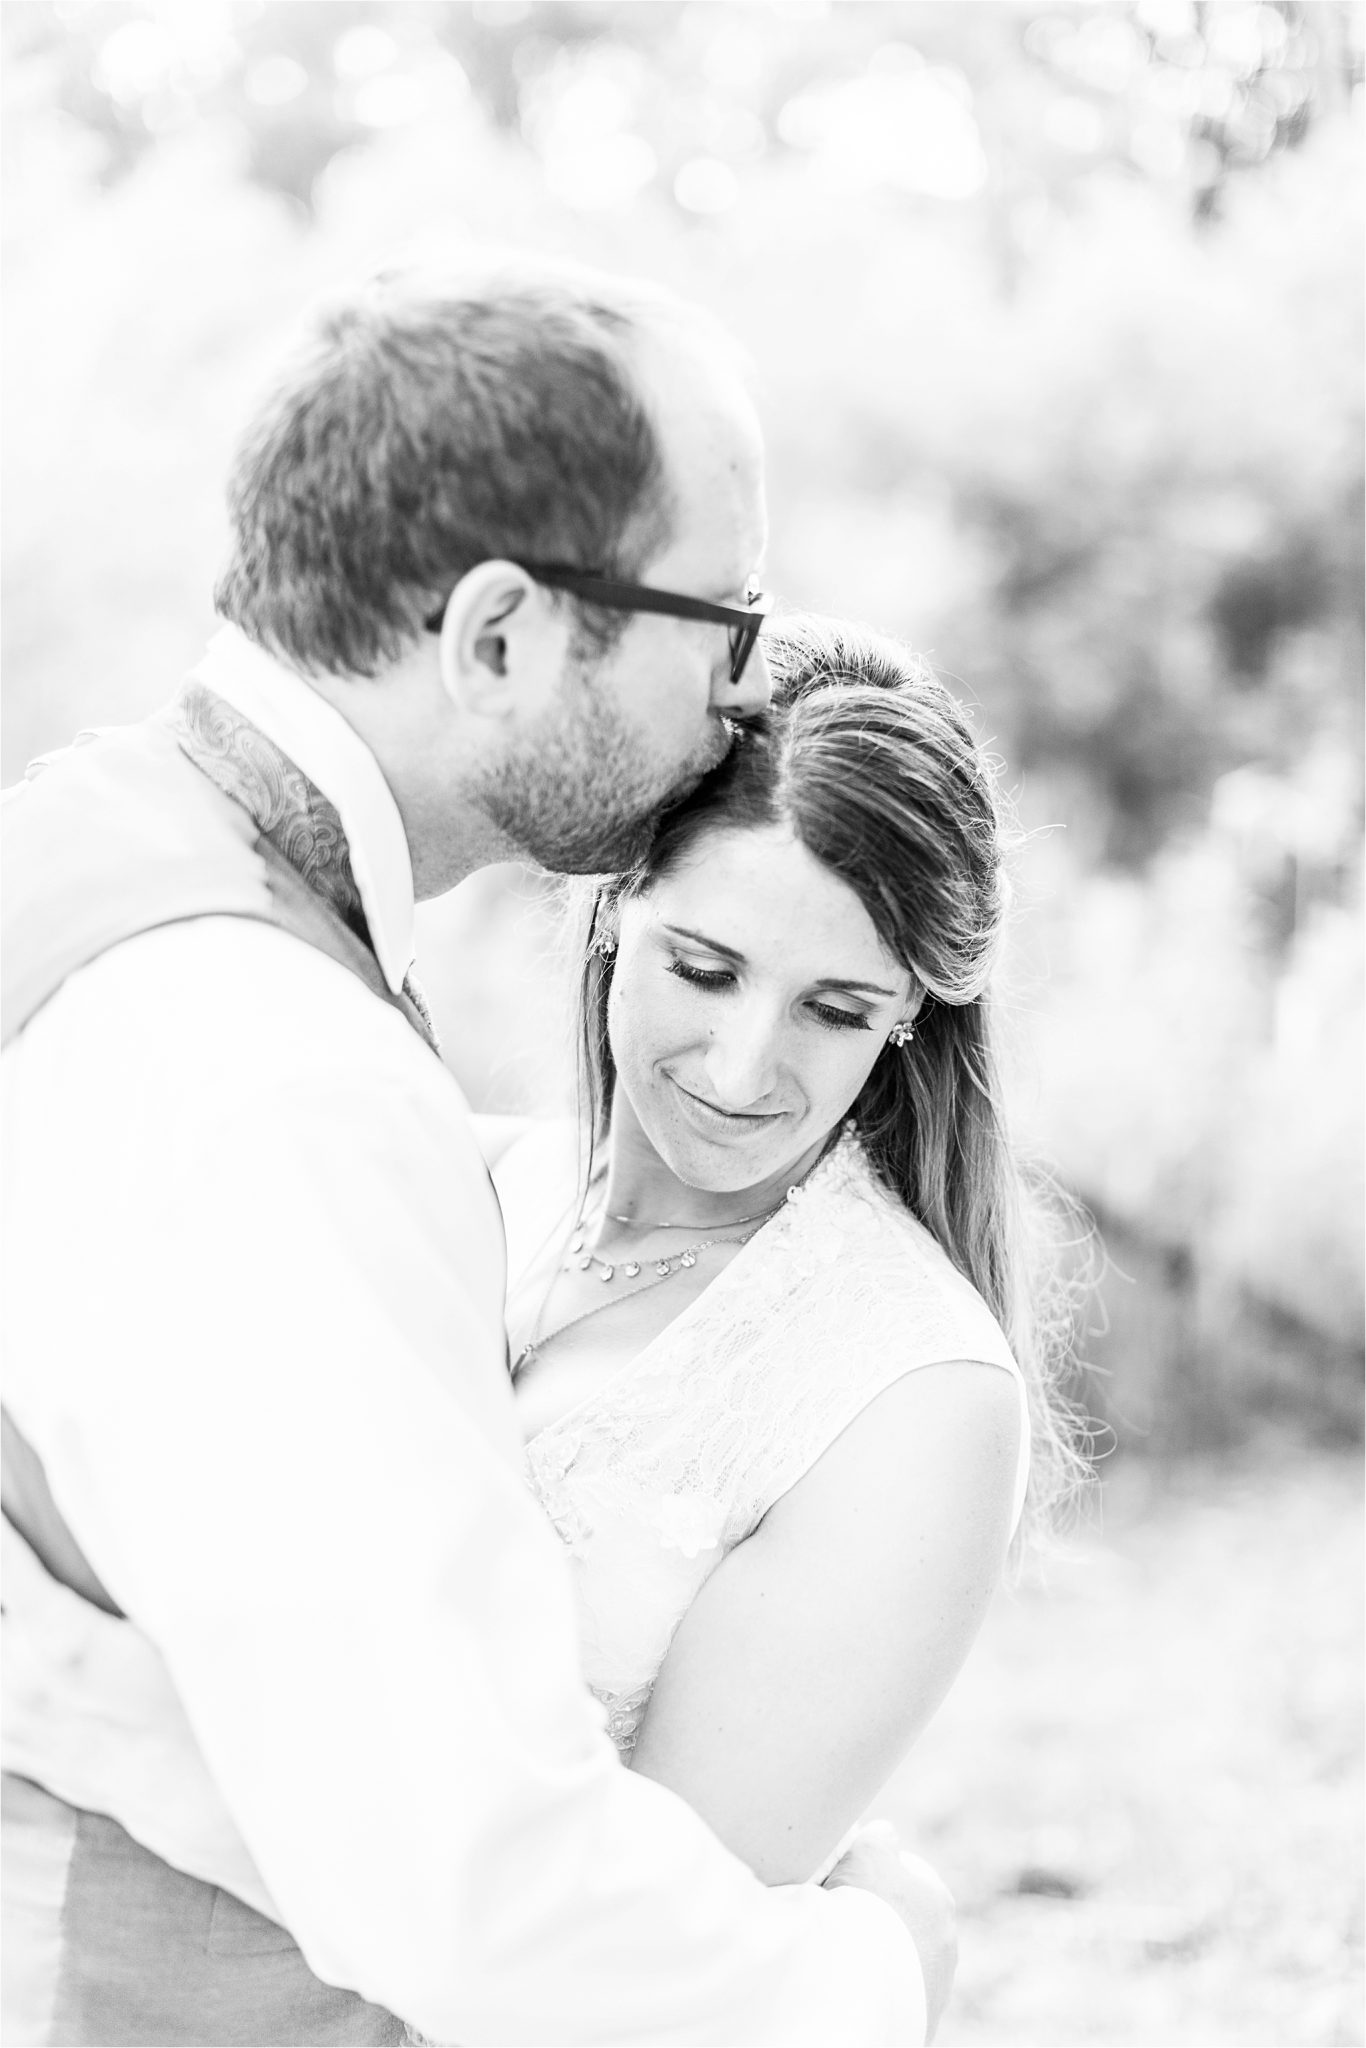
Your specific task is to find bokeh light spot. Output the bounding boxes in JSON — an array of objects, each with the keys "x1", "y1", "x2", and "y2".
[
  {"x1": 674, "y1": 156, "x2": 739, "y2": 213},
  {"x1": 352, "y1": 73, "x2": 427, "y2": 129},
  {"x1": 544, "y1": 131, "x2": 657, "y2": 211},
  {"x1": 92, "y1": 20, "x2": 176, "y2": 106},
  {"x1": 244, "y1": 55, "x2": 309, "y2": 110},
  {"x1": 334, "y1": 26, "x2": 399, "y2": 79},
  {"x1": 1045, "y1": 95, "x2": 1108, "y2": 154}
]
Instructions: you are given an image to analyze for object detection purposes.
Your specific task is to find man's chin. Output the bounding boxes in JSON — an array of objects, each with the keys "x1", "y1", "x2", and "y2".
[
  {"x1": 514, "y1": 735, "x2": 736, "y2": 876},
  {"x1": 525, "y1": 811, "x2": 659, "y2": 877},
  {"x1": 528, "y1": 764, "x2": 726, "y2": 875}
]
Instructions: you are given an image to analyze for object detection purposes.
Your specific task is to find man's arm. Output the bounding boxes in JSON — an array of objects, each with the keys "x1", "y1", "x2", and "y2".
[{"x1": 3, "y1": 920, "x2": 929, "y2": 2046}]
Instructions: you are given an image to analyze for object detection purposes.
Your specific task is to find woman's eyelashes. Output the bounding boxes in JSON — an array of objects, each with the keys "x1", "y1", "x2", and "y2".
[
  {"x1": 665, "y1": 957, "x2": 872, "y2": 1033},
  {"x1": 810, "y1": 1001, "x2": 872, "y2": 1034},
  {"x1": 667, "y1": 957, "x2": 732, "y2": 991}
]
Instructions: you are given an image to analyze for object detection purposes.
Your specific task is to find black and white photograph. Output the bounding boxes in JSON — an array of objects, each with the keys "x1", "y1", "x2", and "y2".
[{"x1": 2, "y1": 4, "x2": 1361, "y2": 2045}]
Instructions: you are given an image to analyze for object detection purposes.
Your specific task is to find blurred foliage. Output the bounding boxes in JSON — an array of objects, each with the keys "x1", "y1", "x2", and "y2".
[
  {"x1": 6, "y1": 1, "x2": 1356, "y2": 216},
  {"x1": 2, "y1": 0, "x2": 1362, "y2": 1445}
]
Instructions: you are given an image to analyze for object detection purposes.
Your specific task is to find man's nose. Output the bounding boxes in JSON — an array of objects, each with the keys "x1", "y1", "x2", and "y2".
[
  {"x1": 711, "y1": 637, "x2": 772, "y2": 720},
  {"x1": 702, "y1": 1005, "x2": 781, "y2": 1109}
]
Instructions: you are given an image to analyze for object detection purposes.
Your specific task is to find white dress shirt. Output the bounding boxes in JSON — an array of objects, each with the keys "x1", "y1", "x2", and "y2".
[{"x1": 1, "y1": 636, "x2": 926, "y2": 2045}]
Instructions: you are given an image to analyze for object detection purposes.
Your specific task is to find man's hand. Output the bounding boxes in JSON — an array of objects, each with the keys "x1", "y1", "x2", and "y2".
[{"x1": 824, "y1": 1824, "x2": 957, "y2": 2043}]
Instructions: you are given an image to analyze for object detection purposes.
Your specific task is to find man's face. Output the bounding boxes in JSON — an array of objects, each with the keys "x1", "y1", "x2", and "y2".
[{"x1": 497, "y1": 339, "x2": 771, "y2": 874}]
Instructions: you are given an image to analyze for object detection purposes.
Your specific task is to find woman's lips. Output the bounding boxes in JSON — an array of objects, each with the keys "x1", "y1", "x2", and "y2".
[{"x1": 668, "y1": 1076, "x2": 785, "y2": 1136}]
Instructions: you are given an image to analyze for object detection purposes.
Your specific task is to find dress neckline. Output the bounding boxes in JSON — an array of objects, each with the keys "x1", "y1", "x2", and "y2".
[{"x1": 519, "y1": 1127, "x2": 863, "y2": 1450}]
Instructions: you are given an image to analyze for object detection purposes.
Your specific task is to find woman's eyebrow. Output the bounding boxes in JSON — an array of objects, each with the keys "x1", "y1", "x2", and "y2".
[
  {"x1": 811, "y1": 975, "x2": 900, "y2": 999},
  {"x1": 663, "y1": 922, "x2": 746, "y2": 963},
  {"x1": 662, "y1": 924, "x2": 899, "y2": 998}
]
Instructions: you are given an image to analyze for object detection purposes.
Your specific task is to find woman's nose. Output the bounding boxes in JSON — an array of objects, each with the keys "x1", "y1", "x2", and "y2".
[{"x1": 702, "y1": 1008, "x2": 780, "y2": 1109}]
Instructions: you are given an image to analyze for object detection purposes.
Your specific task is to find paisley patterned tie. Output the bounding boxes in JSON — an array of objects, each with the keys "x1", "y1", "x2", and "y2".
[{"x1": 163, "y1": 681, "x2": 441, "y2": 1055}]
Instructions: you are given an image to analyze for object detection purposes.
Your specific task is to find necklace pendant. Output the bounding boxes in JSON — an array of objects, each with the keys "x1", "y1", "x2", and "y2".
[
  {"x1": 654, "y1": 1259, "x2": 671, "y2": 1276},
  {"x1": 623, "y1": 1261, "x2": 641, "y2": 1278},
  {"x1": 680, "y1": 1250, "x2": 697, "y2": 1268},
  {"x1": 598, "y1": 1265, "x2": 614, "y2": 1283}
]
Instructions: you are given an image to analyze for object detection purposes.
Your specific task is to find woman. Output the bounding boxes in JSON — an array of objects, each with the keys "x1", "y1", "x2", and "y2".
[
  {"x1": 2, "y1": 614, "x2": 1085, "y2": 1905},
  {"x1": 482, "y1": 612, "x2": 1084, "y2": 1883}
]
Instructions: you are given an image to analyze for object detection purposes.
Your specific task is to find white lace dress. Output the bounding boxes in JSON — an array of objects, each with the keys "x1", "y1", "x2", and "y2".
[{"x1": 496, "y1": 1125, "x2": 1031, "y2": 1763}]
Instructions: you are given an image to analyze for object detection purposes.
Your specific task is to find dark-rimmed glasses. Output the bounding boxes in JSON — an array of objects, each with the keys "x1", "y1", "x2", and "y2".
[{"x1": 424, "y1": 562, "x2": 773, "y2": 686}]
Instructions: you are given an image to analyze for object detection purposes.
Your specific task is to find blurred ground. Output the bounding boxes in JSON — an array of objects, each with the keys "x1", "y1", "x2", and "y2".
[{"x1": 884, "y1": 1448, "x2": 1364, "y2": 2048}]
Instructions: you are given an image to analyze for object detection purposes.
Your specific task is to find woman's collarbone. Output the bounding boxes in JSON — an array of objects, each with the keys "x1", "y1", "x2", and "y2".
[{"x1": 513, "y1": 1238, "x2": 745, "y2": 1427}]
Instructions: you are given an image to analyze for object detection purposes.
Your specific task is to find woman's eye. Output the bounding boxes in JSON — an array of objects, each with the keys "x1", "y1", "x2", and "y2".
[
  {"x1": 666, "y1": 960, "x2": 870, "y2": 1031},
  {"x1": 667, "y1": 958, "x2": 734, "y2": 990},
  {"x1": 810, "y1": 1002, "x2": 871, "y2": 1033}
]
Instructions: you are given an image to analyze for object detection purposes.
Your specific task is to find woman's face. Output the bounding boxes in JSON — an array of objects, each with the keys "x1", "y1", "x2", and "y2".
[{"x1": 607, "y1": 824, "x2": 916, "y2": 1194}]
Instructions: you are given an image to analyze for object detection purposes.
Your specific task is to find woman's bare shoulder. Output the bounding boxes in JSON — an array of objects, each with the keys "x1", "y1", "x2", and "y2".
[{"x1": 470, "y1": 1112, "x2": 577, "y2": 1171}]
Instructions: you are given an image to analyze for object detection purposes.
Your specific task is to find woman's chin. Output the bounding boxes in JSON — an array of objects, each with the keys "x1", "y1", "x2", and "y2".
[
  {"x1": 648, "y1": 1117, "x2": 815, "y2": 1200},
  {"x1": 650, "y1": 1140, "x2": 766, "y2": 1196}
]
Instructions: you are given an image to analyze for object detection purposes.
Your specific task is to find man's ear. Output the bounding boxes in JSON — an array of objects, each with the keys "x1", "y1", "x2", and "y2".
[{"x1": 434, "y1": 562, "x2": 565, "y2": 718}]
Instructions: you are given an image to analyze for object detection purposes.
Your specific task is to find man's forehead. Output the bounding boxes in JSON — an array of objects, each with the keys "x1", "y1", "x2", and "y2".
[
  {"x1": 651, "y1": 390, "x2": 765, "y2": 554},
  {"x1": 621, "y1": 320, "x2": 766, "y2": 590},
  {"x1": 631, "y1": 320, "x2": 761, "y2": 452}
]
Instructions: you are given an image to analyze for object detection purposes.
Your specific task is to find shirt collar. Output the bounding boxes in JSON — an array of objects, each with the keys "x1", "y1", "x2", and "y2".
[{"x1": 190, "y1": 626, "x2": 415, "y2": 996}]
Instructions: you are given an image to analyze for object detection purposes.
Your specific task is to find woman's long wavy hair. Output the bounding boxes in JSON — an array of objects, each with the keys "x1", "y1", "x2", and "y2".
[{"x1": 578, "y1": 614, "x2": 1094, "y2": 1548}]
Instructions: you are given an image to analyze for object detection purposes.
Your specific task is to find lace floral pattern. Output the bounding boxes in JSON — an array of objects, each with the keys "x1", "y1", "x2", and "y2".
[{"x1": 514, "y1": 1130, "x2": 1025, "y2": 1759}]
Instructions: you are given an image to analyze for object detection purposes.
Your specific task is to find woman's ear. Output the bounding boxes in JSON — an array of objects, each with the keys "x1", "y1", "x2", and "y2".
[{"x1": 887, "y1": 981, "x2": 927, "y2": 1047}]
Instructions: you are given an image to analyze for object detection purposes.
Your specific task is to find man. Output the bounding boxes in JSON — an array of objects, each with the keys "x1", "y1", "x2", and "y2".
[{"x1": 2, "y1": 258, "x2": 952, "y2": 2045}]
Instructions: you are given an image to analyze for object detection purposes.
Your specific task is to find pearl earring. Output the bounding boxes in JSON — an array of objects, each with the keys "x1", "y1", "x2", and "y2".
[
  {"x1": 593, "y1": 930, "x2": 617, "y2": 960},
  {"x1": 888, "y1": 1020, "x2": 915, "y2": 1049}
]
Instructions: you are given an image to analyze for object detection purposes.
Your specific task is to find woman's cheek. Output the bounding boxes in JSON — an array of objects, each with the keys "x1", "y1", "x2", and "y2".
[
  {"x1": 827, "y1": 1035, "x2": 882, "y2": 1122},
  {"x1": 609, "y1": 961, "x2": 671, "y2": 1073}
]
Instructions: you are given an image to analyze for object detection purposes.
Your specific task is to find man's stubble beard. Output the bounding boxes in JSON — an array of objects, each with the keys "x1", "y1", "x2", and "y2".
[{"x1": 483, "y1": 661, "x2": 734, "y2": 876}]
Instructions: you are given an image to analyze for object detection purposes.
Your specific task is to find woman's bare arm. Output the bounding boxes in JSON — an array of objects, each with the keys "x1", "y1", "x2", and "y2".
[{"x1": 628, "y1": 1359, "x2": 1022, "y2": 1884}]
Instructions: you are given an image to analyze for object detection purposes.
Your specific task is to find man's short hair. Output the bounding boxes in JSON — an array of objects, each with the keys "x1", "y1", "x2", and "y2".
[{"x1": 214, "y1": 259, "x2": 682, "y2": 677}]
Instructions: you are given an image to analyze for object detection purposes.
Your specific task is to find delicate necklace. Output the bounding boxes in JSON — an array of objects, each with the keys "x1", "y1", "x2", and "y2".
[
  {"x1": 513, "y1": 1213, "x2": 773, "y2": 1374},
  {"x1": 602, "y1": 1201, "x2": 780, "y2": 1233},
  {"x1": 513, "y1": 1145, "x2": 833, "y2": 1375},
  {"x1": 565, "y1": 1211, "x2": 775, "y2": 1285}
]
